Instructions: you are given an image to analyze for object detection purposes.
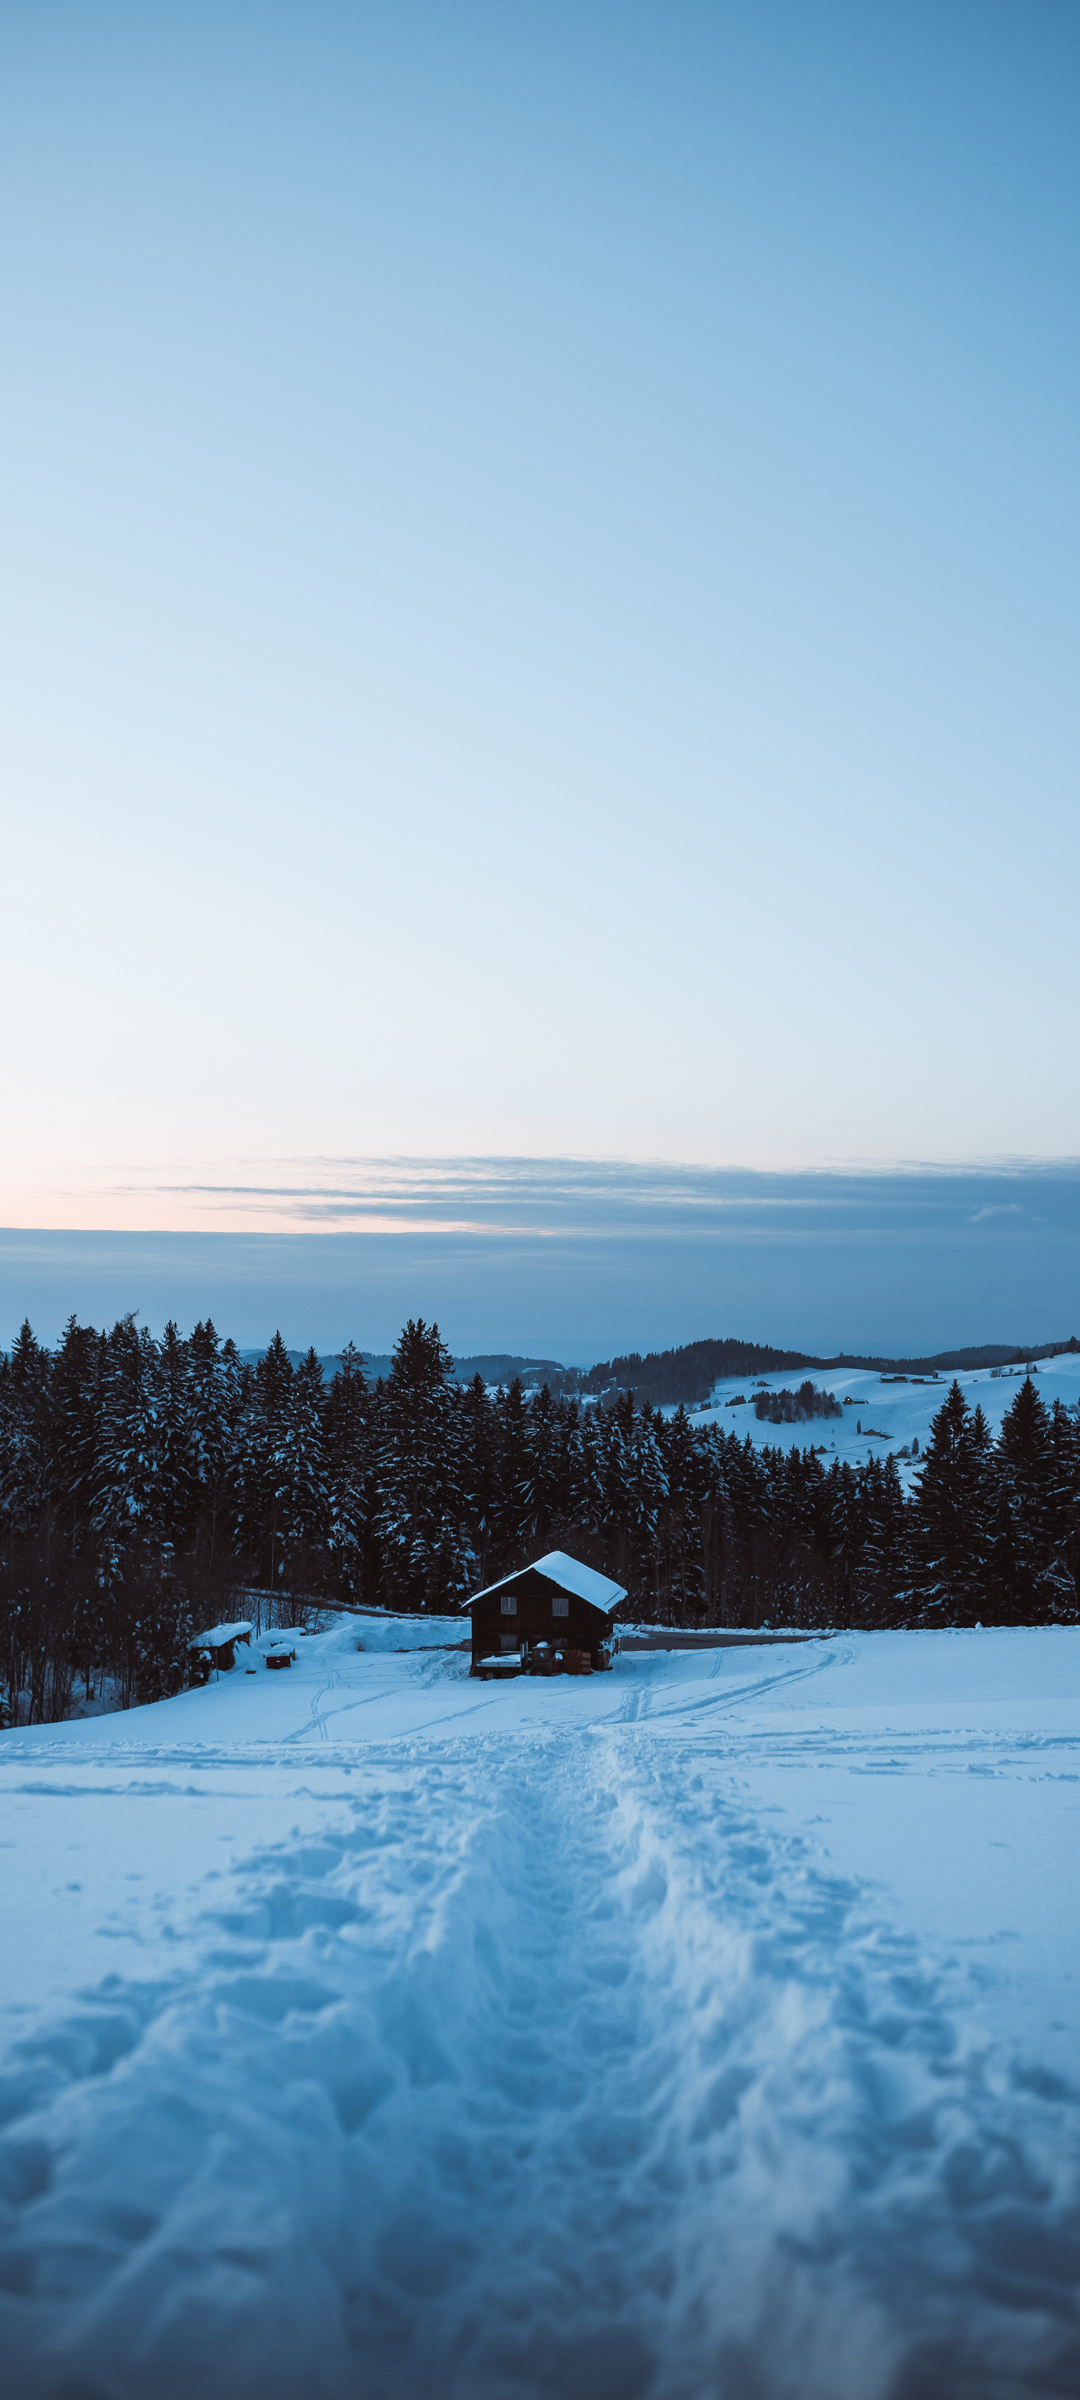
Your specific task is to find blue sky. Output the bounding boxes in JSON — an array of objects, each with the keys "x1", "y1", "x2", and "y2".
[{"x1": 2, "y1": 3, "x2": 1077, "y2": 1346}]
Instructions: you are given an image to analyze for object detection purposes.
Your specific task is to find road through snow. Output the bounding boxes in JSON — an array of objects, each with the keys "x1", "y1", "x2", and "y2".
[{"x1": 2, "y1": 1625, "x2": 1079, "y2": 2398}]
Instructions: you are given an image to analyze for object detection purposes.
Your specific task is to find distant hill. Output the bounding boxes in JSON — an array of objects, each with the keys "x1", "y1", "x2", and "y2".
[
  {"x1": 239, "y1": 1348, "x2": 576, "y2": 1390},
  {"x1": 240, "y1": 1333, "x2": 1079, "y2": 1406},
  {"x1": 240, "y1": 1350, "x2": 352, "y2": 1381},
  {"x1": 353, "y1": 1353, "x2": 574, "y2": 1389},
  {"x1": 581, "y1": 1339, "x2": 815, "y2": 1406},
  {"x1": 582, "y1": 1334, "x2": 1080, "y2": 1407}
]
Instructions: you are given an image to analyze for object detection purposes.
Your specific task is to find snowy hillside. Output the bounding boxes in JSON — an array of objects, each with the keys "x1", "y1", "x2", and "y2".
[
  {"x1": 690, "y1": 1348, "x2": 1080, "y2": 1490},
  {"x1": 2, "y1": 1621, "x2": 1079, "y2": 2398}
]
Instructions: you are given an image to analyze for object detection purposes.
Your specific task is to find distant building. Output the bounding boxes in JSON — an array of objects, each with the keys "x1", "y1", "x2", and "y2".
[{"x1": 461, "y1": 1550, "x2": 626, "y2": 1676}]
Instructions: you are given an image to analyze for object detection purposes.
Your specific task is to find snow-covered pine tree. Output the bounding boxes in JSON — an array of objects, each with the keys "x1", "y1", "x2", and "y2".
[
  {"x1": 375, "y1": 1320, "x2": 464, "y2": 1609},
  {"x1": 186, "y1": 1319, "x2": 244, "y2": 1576},
  {"x1": 625, "y1": 1404, "x2": 668, "y2": 1607},
  {"x1": 235, "y1": 1332, "x2": 293, "y2": 1588},
  {"x1": 325, "y1": 1343, "x2": 373, "y2": 1599},
  {"x1": 91, "y1": 1318, "x2": 161, "y2": 1567},
  {"x1": 519, "y1": 1381, "x2": 562, "y2": 1554},
  {"x1": 275, "y1": 1348, "x2": 330, "y2": 1599},
  {"x1": 0, "y1": 1321, "x2": 52, "y2": 1543},
  {"x1": 155, "y1": 1321, "x2": 194, "y2": 1554},
  {"x1": 492, "y1": 1377, "x2": 531, "y2": 1563},
  {"x1": 459, "y1": 1372, "x2": 498, "y2": 1590},
  {"x1": 48, "y1": 1317, "x2": 102, "y2": 1552}
]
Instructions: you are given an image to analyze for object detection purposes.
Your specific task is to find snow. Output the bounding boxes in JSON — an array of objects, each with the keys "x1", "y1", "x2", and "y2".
[
  {"x1": 465, "y1": 1549, "x2": 627, "y2": 1612},
  {"x1": 693, "y1": 1348, "x2": 1080, "y2": 1489},
  {"x1": 348, "y1": 1609, "x2": 467, "y2": 1654},
  {"x1": 1, "y1": 1622, "x2": 1079, "y2": 2397},
  {"x1": 189, "y1": 1620, "x2": 254, "y2": 1651}
]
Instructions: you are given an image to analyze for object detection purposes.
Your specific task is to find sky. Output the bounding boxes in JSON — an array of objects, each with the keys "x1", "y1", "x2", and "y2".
[
  {"x1": 2, "y1": 2, "x2": 1077, "y2": 1350},
  {"x1": 2, "y1": 1162, "x2": 1078, "y2": 1362}
]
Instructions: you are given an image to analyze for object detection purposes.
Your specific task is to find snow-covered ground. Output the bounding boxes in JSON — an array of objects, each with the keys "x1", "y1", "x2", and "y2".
[
  {"x1": 2, "y1": 1619, "x2": 1079, "y2": 2398},
  {"x1": 691, "y1": 1349, "x2": 1080, "y2": 1489}
]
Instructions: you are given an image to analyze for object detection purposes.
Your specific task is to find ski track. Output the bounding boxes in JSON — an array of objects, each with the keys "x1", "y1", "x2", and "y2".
[{"x1": 2, "y1": 1681, "x2": 1080, "y2": 2400}]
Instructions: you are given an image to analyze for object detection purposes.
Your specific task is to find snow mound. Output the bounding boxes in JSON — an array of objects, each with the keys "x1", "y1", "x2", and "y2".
[{"x1": 346, "y1": 1611, "x2": 463, "y2": 1654}]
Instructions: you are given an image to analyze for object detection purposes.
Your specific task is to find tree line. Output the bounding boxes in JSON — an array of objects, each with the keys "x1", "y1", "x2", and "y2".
[
  {"x1": 2, "y1": 1314, "x2": 1078, "y2": 1724},
  {"x1": 752, "y1": 1381, "x2": 843, "y2": 1425}
]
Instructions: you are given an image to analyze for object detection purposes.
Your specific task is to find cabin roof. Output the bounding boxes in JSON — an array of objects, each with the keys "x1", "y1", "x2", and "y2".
[
  {"x1": 460, "y1": 1550, "x2": 626, "y2": 1616},
  {"x1": 189, "y1": 1620, "x2": 253, "y2": 1650}
]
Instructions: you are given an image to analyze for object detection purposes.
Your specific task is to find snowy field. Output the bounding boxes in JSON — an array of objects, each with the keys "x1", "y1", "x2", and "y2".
[
  {"x1": 691, "y1": 1349, "x2": 1080, "y2": 1490},
  {"x1": 2, "y1": 1619, "x2": 1079, "y2": 2399}
]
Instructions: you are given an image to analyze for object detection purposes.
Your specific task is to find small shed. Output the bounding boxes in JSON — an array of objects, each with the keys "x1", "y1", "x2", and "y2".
[
  {"x1": 189, "y1": 1621, "x2": 253, "y2": 1682},
  {"x1": 460, "y1": 1551, "x2": 626, "y2": 1676}
]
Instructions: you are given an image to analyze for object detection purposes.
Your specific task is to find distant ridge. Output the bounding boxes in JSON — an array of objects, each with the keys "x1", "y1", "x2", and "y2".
[
  {"x1": 354, "y1": 1352, "x2": 572, "y2": 1389},
  {"x1": 581, "y1": 1334, "x2": 1080, "y2": 1407},
  {"x1": 239, "y1": 1349, "x2": 574, "y2": 1389},
  {"x1": 240, "y1": 1334, "x2": 1080, "y2": 1406}
]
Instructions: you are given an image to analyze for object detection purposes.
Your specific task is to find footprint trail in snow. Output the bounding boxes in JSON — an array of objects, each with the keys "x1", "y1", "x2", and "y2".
[{"x1": 1, "y1": 1625, "x2": 1079, "y2": 2399}]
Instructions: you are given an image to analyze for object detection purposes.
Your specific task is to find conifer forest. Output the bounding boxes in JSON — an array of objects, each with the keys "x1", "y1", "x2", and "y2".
[{"x1": 2, "y1": 1313, "x2": 1079, "y2": 1725}]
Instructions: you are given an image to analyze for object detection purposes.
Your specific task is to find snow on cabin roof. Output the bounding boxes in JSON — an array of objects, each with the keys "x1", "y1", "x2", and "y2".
[
  {"x1": 189, "y1": 1621, "x2": 253, "y2": 1650},
  {"x1": 461, "y1": 1551, "x2": 626, "y2": 1615}
]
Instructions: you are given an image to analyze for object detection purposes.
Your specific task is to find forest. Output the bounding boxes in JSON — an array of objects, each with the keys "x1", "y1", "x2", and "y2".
[{"x1": 2, "y1": 1313, "x2": 1079, "y2": 1726}]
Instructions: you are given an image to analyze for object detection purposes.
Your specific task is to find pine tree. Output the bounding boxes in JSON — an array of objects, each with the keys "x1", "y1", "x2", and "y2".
[
  {"x1": 629, "y1": 1407, "x2": 668, "y2": 1590},
  {"x1": 912, "y1": 1381, "x2": 991, "y2": 1623},
  {"x1": 92, "y1": 1318, "x2": 161, "y2": 1566},
  {"x1": 325, "y1": 1343, "x2": 372, "y2": 1598},
  {"x1": 997, "y1": 1379, "x2": 1052, "y2": 1589},
  {"x1": 156, "y1": 1321, "x2": 194, "y2": 1553},
  {"x1": 860, "y1": 1454, "x2": 912, "y2": 1626},
  {"x1": 186, "y1": 1320, "x2": 237, "y2": 1574},
  {"x1": 656, "y1": 1405, "x2": 705, "y2": 1624},
  {"x1": 48, "y1": 1317, "x2": 102, "y2": 1551},
  {"x1": 277, "y1": 1348, "x2": 330, "y2": 1584},
  {"x1": 0, "y1": 1321, "x2": 52, "y2": 1543},
  {"x1": 459, "y1": 1373, "x2": 498, "y2": 1587},
  {"x1": 1046, "y1": 1398, "x2": 1080, "y2": 1615},
  {"x1": 520, "y1": 1384, "x2": 562, "y2": 1553},
  {"x1": 239, "y1": 1332, "x2": 295, "y2": 1589},
  {"x1": 574, "y1": 1402, "x2": 605, "y2": 1541},
  {"x1": 376, "y1": 1320, "x2": 464, "y2": 1608},
  {"x1": 492, "y1": 1377, "x2": 531, "y2": 1561}
]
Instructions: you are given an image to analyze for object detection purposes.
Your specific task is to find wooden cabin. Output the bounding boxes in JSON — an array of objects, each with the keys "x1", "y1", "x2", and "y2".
[{"x1": 461, "y1": 1550, "x2": 626, "y2": 1677}]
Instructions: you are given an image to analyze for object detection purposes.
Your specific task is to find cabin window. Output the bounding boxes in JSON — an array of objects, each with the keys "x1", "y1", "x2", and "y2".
[
  {"x1": 500, "y1": 1635, "x2": 519, "y2": 1652},
  {"x1": 500, "y1": 1596, "x2": 517, "y2": 1615},
  {"x1": 552, "y1": 1596, "x2": 569, "y2": 1617}
]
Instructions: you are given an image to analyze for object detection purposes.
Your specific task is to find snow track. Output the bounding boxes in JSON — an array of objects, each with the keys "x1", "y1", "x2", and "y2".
[{"x1": 3, "y1": 1693, "x2": 1080, "y2": 2400}]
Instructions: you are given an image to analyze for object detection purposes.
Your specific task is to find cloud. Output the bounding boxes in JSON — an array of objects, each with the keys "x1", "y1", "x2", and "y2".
[{"x1": 7, "y1": 1154, "x2": 1080, "y2": 1247}]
